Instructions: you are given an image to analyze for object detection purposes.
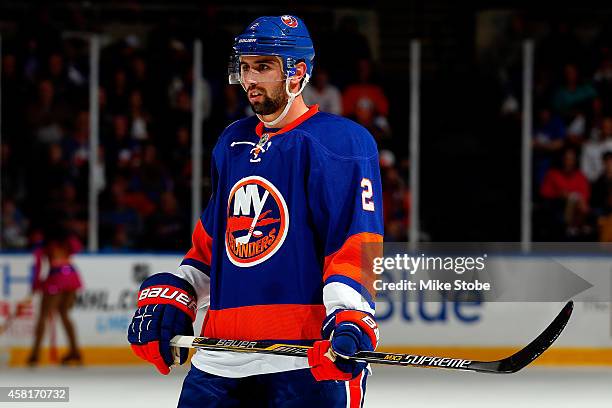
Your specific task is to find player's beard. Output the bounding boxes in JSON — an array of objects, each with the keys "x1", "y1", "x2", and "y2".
[{"x1": 248, "y1": 83, "x2": 287, "y2": 116}]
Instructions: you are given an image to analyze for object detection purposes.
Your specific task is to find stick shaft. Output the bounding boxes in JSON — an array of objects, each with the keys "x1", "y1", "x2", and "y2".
[
  {"x1": 170, "y1": 335, "x2": 475, "y2": 370},
  {"x1": 171, "y1": 301, "x2": 573, "y2": 374}
]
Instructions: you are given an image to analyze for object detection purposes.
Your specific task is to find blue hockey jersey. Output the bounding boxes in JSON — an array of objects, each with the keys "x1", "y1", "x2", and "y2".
[{"x1": 174, "y1": 104, "x2": 384, "y2": 377}]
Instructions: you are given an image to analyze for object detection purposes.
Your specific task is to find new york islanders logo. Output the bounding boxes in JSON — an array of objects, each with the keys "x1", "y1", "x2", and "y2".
[
  {"x1": 225, "y1": 176, "x2": 289, "y2": 267},
  {"x1": 281, "y1": 15, "x2": 299, "y2": 28}
]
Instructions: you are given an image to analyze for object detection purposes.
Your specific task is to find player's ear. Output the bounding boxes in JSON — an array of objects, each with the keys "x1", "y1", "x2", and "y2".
[{"x1": 290, "y1": 61, "x2": 307, "y2": 88}]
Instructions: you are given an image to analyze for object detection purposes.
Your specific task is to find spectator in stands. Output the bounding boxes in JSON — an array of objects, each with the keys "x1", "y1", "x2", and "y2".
[
  {"x1": 107, "y1": 69, "x2": 130, "y2": 114},
  {"x1": 596, "y1": 190, "x2": 612, "y2": 241},
  {"x1": 100, "y1": 224, "x2": 132, "y2": 252},
  {"x1": 25, "y1": 80, "x2": 70, "y2": 144},
  {"x1": 593, "y1": 52, "x2": 612, "y2": 114},
  {"x1": 565, "y1": 110, "x2": 587, "y2": 146},
  {"x1": 541, "y1": 146, "x2": 590, "y2": 203},
  {"x1": 98, "y1": 86, "x2": 115, "y2": 141},
  {"x1": 540, "y1": 146, "x2": 592, "y2": 239},
  {"x1": 303, "y1": 68, "x2": 342, "y2": 115},
  {"x1": 2, "y1": 53, "x2": 25, "y2": 139},
  {"x1": 62, "y1": 38, "x2": 87, "y2": 90},
  {"x1": 40, "y1": 182, "x2": 88, "y2": 243},
  {"x1": 169, "y1": 126, "x2": 191, "y2": 176},
  {"x1": 581, "y1": 116, "x2": 612, "y2": 182},
  {"x1": 129, "y1": 55, "x2": 150, "y2": 101},
  {"x1": 105, "y1": 115, "x2": 136, "y2": 180},
  {"x1": 222, "y1": 84, "x2": 249, "y2": 123},
  {"x1": 588, "y1": 97, "x2": 606, "y2": 140},
  {"x1": 353, "y1": 97, "x2": 391, "y2": 147},
  {"x1": 128, "y1": 90, "x2": 151, "y2": 142},
  {"x1": 143, "y1": 191, "x2": 188, "y2": 250},
  {"x1": 342, "y1": 59, "x2": 389, "y2": 118},
  {"x1": 1, "y1": 143, "x2": 22, "y2": 202},
  {"x1": 169, "y1": 126, "x2": 192, "y2": 205},
  {"x1": 552, "y1": 63, "x2": 597, "y2": 121},
  {"x1": 130, "y1": 143, "x2": 172, "y2": 204},
  {"x1": 167, "y1": 89, "x2": 192, "y2": 132},
  {"x1": 62, "y1": 111, "x2": 90, "y2": 193},
  {"x1": 1, "y1": 198, "x2": 29, "y2": 249},
  {"x1": 380, "y1": 151, "x2": 410, "y2": 241},
  {"x1": 192, "y1": 67, "x2": 213, "y2": 125},
  {"x1": 327, "y1": 15, "x2": 372, "y2": 88},
  {"x1": 99, "y1": 176, "x2": 144, "y2": 248},
  {"x1": 591, "y1": 151, "x2": 612, "y2": 214},
  {"x1": 46, "y1": 53, "x2": 70, "y2": 101},
  {"x1": 38, "y1": 143, "x2": 70, "y2": 203},
  {"x1": 21, "y1": 38, "x2": 41, "y2": 84},
  {"x1": 533, "y1": 108, "x2": 566, "y2": 186}
]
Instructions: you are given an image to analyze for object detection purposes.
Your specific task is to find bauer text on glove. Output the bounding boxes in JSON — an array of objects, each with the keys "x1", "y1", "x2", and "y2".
[{"x1": 127, "y1": 273, "x2": 197, "y2": 375}]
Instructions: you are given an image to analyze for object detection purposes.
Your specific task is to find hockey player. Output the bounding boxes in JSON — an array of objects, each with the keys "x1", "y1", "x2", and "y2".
[{"x1": 128, "y1": 15, "x2": 383, "y2": 407}]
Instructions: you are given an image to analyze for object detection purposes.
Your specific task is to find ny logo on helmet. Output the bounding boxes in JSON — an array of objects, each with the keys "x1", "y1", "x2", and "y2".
[{"x1": 281, "y1": 15, "x2": 298, "y2": 28}]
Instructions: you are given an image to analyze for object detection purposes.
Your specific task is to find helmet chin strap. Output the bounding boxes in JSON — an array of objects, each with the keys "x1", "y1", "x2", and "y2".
[{"x1": 257, "y1": 74, "x2": 310, "y2": 128}]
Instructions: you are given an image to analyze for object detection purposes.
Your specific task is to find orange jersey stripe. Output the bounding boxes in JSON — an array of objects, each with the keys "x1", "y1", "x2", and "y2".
[
  {"x1": 323, "y1": 232, "x2": 383, "y2": 297},
  {"x1": 202, "y1": 304, "x2": 326, "y2": 340},
  {"x1": 184, "y1": 220, "x2": 213, "y2": 267}
]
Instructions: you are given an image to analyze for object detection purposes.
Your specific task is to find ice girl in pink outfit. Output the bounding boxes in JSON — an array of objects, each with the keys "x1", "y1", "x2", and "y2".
[{"x1": 27, "y1": 225, "x2": 83, "y2": 366}]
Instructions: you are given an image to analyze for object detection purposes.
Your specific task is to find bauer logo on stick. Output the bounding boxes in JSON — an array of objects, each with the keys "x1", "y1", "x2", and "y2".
[{"x1": 225, "y1": 176, "x2": 289, "y2": 267}]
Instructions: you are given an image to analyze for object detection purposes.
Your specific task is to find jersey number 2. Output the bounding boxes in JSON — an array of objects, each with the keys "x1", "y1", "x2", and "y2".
[{"x1": 361, "y1": 178, "x2": 375, "y2": 211}]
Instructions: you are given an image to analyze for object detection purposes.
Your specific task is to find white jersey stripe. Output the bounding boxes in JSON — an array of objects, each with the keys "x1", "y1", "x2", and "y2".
[
  {"x1": 359, "y1": 371, "x2": 366, "y2": 407},
  {"x1": 323, "y1": 282, "x2": 375, "y2": 316},
  {"x1": 345, "y1": 380, "x2": 351, "y2": 408}
]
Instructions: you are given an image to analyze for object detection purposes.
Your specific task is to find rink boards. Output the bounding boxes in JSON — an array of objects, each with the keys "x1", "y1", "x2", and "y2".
[{"x1": 0, "y1": 254, "x2": 611, "y2": 367}]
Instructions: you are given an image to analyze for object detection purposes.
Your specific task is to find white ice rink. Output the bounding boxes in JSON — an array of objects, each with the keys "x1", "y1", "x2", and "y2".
[{"x1": 1, "y1": 365, "x2": 611, "y2": 407}]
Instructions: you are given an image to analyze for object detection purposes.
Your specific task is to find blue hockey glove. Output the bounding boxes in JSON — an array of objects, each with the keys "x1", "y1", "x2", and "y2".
[
  {"x1": 127, "y1": 273, "x2": 197, "y2": 374},
  {"x1": 308, "y1": 309, "x2": 379, "y2": 381}
]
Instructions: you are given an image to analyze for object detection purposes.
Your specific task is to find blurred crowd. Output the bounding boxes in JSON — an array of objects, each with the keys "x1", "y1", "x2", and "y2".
[
  {"x1": 496, "y1": 17, "x2": 612, "y2": 241},
  {"x1": 0, "y1": 11, "x2": 410, "y2": 250}
]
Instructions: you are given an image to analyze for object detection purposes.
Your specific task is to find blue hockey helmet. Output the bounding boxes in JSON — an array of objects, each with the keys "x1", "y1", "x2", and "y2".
[{"x1": 228, "y1": 15, "x2": 315, "y2": 84}]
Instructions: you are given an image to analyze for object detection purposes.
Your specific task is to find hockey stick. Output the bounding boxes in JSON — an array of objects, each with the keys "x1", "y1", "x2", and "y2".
[{"x1": 171, "y1": 301, "x2": 573, "y2": 374}]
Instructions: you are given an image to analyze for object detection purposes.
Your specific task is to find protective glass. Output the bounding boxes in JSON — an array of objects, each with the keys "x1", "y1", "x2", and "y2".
[{"x1": 228, "y1": 55, "x2": 286, "y2": 85}]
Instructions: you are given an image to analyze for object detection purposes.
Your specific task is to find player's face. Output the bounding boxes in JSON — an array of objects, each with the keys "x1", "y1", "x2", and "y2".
[{"x1": 240, "y1": 56, "x2": 287, "y2": 116}]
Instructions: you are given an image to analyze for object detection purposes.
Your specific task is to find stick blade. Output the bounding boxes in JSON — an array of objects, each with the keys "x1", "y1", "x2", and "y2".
[{"x1": 474, "y1": 301, "x2": 574, "y2": 373}]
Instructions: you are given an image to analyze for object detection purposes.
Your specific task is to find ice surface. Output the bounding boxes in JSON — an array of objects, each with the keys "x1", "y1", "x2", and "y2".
[{"x1": 0, "y1": 365, "x2": 610, "y2": 407}]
